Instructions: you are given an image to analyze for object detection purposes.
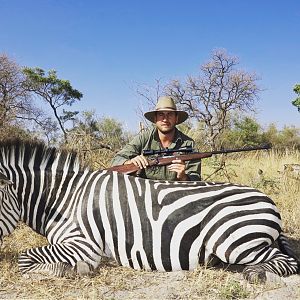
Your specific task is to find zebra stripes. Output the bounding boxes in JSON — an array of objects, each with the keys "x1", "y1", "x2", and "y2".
[{"x1": 0, "y1": 140, "x2": 298, "y2": 282}]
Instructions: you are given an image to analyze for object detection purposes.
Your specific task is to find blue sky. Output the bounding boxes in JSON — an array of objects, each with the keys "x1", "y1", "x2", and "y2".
[{"x1": 1, "y1": 0, "x2": 299, "y2": 132}]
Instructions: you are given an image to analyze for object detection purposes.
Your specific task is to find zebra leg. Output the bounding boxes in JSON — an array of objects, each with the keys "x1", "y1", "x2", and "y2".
[
  {"x1": 18, "y1": 244, "x2": 97, "y2": 278},
  {"x1": 243, "y1": 248, "x2": 299, "y2": 283},
  {"x1": 19, "y1": 254, "x2": 93, "y2": 278},
  {"x1": 20, "y1": 260, "x2": 76, "y2": 278},
  {"x1": 277, "y1": 233, "x2": 300, "y2": 265}
]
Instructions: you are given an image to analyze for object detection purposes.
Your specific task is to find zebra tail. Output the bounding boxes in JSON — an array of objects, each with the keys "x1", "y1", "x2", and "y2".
[{"x1": 277, "y1": 233, "x2": 300, "y2": 274}]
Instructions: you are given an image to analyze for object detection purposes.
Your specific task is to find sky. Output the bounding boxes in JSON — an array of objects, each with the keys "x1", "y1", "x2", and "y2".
[{"x1": 1, "y1": 0, "x2": 300, "y2": 132}]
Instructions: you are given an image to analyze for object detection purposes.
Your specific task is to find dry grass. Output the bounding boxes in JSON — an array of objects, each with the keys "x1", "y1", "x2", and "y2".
[
  {"x1": 202, "y1": 149, "x2": 300, "y2": 239},
  {"x1": 0, "y1": 150, "x2": 299, "y2": 299}
]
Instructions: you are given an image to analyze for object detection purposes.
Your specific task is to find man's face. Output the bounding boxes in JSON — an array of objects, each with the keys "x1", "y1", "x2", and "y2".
[{"x1": 155, "y1": 111, "x2": 178, "y2": 134}]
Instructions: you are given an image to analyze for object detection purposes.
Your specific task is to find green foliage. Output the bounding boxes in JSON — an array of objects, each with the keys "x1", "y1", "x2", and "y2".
[
  {"x1": 190, "y1": 115, "x2": 300, "y2": 151},
  {"x1": 232, "y1": 117, "x2": 263, "y2": 146},
  {"x1": 66, "y1": 111, "x2": 132, "y2": 169},
  {"x1": 96, "y1": 117, "x2": 128, "y2": 150},
  {"x1": 219, "y1": 116, "x2": 265, "y2": 148},
  {"x1": 292, "y1": 84, "x2": 300, "y2": 112},
  {"x1": 219, "y1": 279, "x2": 250, "y2": 299},
  {"x1": 23, "y1": 68, "x2": 82, "y2": 104},
  {"x1": 69, "y1": 111, "x2": 129, "y2": 149},
  {"x1": 263, "y1": 124, "x2": 300, "y2": 150},
  {"x1": 262, "y1": 123, "x2": 278, "y2": 145},
  {"x1": 23, "y1": 67, "x2": 83, "y2": 142}
]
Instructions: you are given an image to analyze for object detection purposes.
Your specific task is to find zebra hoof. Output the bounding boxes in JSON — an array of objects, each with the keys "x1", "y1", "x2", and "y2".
[
  {"x1": 74, "y1": 261, "x2": 92, "y2": 276},
  {"x1": 243, "y1": 266, "x2": 266, "y2": 283}
]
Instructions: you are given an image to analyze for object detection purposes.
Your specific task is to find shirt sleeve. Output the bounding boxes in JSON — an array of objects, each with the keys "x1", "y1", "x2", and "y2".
[
  {"x1": 110, "y1": 132, "x2": 146, "y2": 166},
  {"x1": 185, "y1": 160, "x2": 202, "y2": 181},
  {"x1": 184, "y1": 140, "x2": 202, "y2": 181}
]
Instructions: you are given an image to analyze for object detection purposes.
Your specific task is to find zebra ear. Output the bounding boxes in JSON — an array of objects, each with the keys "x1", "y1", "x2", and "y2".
[{"x1": 0, "y1": 173, "x2": 13, "y2": 189}]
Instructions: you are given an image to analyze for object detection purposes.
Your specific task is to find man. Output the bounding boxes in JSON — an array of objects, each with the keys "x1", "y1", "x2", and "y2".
[{"x1": 111, "y1": 96, "x2": 201, "y2": 181}]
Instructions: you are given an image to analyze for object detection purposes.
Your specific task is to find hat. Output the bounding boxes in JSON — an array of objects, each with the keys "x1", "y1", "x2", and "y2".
[{"x1": 144, "y1": 96, "x2": 188, "y2": 124}]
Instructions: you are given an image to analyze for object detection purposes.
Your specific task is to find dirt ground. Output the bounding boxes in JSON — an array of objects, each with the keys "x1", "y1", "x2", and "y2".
[
  {"x1": 0, "y1": 258, "x2": 299, "y2": 300},
  {"x1": 105, "y1": 269, "x2": 300, "y2": 300},
  {"x1": 253, "y1": 275, "x2": 300, "y2": 300}
]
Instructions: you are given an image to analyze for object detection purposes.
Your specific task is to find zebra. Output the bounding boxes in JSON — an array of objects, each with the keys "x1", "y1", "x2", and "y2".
[{"x1": 0, "y1": 139, "x2": 298, "y2": 282}]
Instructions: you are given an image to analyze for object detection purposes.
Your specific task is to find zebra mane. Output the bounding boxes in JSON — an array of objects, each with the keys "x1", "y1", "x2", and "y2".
[{"x1": 0, "y1": 139, "x2": 85, "y2": 173}]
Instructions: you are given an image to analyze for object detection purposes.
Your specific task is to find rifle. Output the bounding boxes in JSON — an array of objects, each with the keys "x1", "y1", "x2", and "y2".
[{"x1": 106, "y1": 144, "x2": 271, "y2": 175}]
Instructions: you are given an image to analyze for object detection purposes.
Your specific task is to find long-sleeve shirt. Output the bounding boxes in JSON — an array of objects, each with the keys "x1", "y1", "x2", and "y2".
[{"x1": 110, "y1": 127, "x2": 201, "y2": 181}]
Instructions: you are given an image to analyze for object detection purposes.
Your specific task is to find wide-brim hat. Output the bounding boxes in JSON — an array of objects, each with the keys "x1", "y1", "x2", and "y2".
[{"x1": 144, "y1": 96, "x2": 188, "y2": 124}]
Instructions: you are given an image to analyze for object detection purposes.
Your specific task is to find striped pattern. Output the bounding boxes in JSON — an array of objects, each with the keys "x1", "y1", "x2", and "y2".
[{"x1": 0, "y1": 140, "x2": 298, "y2": 281}]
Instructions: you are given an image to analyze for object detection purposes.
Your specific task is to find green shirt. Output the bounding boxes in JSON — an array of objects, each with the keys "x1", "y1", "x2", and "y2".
[{"x1": 111, "y1": 127, "x2": 201, "y2": 181}]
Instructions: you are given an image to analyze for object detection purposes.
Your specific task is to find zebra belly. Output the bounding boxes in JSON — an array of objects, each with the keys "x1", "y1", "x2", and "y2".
[{"x1": 108, "y1": 239, "x2": 195, "y2": 272}]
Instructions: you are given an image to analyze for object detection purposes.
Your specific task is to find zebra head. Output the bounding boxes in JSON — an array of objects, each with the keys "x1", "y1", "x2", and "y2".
[{"x1": 0, "y1": 172, "x2": 20, "y2": 243}]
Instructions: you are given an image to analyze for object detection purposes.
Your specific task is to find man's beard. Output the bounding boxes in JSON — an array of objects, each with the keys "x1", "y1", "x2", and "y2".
[{"x1": 157, "y1": 125, "x2": 176, "y2": 135}]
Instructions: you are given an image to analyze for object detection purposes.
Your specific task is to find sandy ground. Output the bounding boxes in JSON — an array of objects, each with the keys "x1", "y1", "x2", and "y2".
[
  {"x1": 252, "y1": 275, "x2": 300, "y2": 300},
  {"x1": 108, "y1": 272, "x2": 300, "y2": 300},
  {"x1": 0, "y1": 264, "x2": 299, "y2": 299}
]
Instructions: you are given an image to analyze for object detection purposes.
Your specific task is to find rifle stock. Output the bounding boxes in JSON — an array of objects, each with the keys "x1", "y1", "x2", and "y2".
[
  {"x1": 106, "y1": 144, "x2": 271, "y2": 175},
  {"x1": 106, "y1": 152, "x2": 213, "y2": 175}
]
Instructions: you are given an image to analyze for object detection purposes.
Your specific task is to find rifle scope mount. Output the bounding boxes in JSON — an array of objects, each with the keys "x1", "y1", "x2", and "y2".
[{"x1": 143, "y1": 146, "x2": 194, "y2": 156}]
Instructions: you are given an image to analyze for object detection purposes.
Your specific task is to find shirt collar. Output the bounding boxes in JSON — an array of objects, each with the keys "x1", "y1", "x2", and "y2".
[{"x1": 154, "y1": 127, "x2": 183, "y2": 147}]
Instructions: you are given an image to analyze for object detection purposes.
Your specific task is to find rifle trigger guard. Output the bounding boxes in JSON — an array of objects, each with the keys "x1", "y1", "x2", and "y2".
[{"x1": 154, "y1": 157, "x2": 160, "y2": 165}]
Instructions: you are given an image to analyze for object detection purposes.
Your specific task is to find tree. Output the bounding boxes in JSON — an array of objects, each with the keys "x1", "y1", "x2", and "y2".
[
  {"x1": 136, "y1": 50, "x2": 261, "y2": 149},
  {"x1": 66, "y1": 111, "x2": 131, "y2": 169},
  {"x1": 277, "y1": 126, "x2": 300, "y2": 149},
  {"x1": 262, "y1": 123, "x2": 279, "y2": 147},
  {"x1": 292, "y1": 84, "x2": 300, "y2": 112},
  {"x1": 23, "y1": 67, "x2": 83, "y2": 142},
  {"x1": 0, "y1": 54, "x2": 31, "y2": 127},
  {"x1": 0, "y1": 54, "x2": 66, "y2": 143},
  {"x1": 220, "y1": 116, "x2": 264, "y2": 148},
  {"x1": 166, "y1": 49, "x2": 261, "y2": 149}
]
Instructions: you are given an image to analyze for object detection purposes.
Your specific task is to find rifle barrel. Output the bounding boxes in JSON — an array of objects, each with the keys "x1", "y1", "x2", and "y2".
[{"x1": 211, "y1": 144, "x2": 271, "y2": 155}]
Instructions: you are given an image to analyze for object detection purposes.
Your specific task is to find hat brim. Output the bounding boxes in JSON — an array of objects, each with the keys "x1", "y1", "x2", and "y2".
[{"x1": 144, "y1": 110, "x2": 188, "y2": 124}]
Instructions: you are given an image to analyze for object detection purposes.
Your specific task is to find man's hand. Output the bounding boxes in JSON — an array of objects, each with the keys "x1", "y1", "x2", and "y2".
[
  {"x1": 125, "y1": 155, "x2": 149, "y2": 169},
  {"x1": 167, "y1": 159, "x2": 189, "y2": 181}
]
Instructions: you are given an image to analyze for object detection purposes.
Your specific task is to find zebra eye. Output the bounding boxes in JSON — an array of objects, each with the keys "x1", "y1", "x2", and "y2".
[{"x1": 0, "y1": 179, "x2": 12, "y2": 189}]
